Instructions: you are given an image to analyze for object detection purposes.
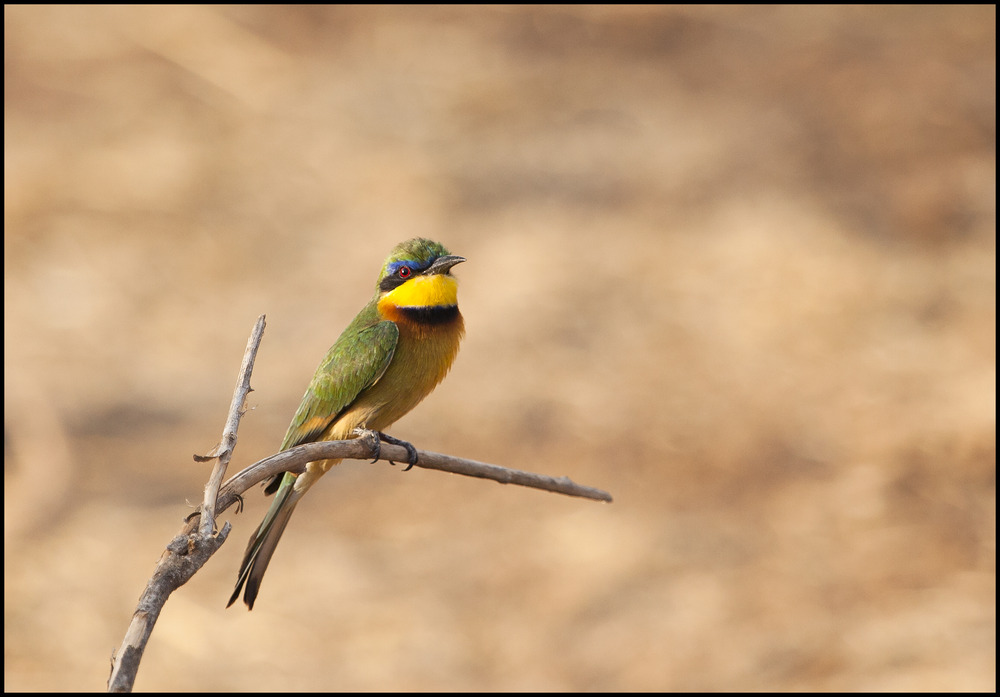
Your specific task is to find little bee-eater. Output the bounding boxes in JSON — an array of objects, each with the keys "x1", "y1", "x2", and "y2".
[{"x1": 228, "y1": 238, "x2": 465, "y2": 610}]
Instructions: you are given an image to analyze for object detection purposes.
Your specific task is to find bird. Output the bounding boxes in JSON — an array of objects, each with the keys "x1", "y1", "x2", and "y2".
[{"x1": 228, "y1": 237, "x2": 465, "y2": 610}]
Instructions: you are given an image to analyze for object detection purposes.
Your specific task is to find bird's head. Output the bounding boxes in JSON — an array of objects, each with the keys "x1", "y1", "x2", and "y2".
[{"x1": 375, "y1": 238, "x2": 465, "y2": 313}]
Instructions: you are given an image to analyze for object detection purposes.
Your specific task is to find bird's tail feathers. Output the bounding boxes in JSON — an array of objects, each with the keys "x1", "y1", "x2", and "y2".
[{"x1": 227, "y1": 477, "x2": 305, "y2": 610}]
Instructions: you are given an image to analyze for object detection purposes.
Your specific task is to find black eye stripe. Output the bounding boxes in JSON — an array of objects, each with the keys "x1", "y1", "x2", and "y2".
[
  {"x1": 380, "y1": 267, "x2": 418, "y2": 292},
  {"x1": 380, "y1": 275, "x2": 404, "y2": 292}
]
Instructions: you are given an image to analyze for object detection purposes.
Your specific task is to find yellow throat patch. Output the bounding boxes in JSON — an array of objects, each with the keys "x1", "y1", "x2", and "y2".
[{"x1": 379, "y1": 273, "x2": 458, "y2": 310}]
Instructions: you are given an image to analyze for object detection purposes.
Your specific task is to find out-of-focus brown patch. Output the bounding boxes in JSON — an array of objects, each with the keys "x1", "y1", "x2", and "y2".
[{"x1": 4, "y1": 5, "x2": 994, "y2": 692}]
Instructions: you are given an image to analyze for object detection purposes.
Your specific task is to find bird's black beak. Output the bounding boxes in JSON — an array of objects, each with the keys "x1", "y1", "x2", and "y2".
[{"x1": 426, "y1": 255, "x2": 466, "y2": 275}]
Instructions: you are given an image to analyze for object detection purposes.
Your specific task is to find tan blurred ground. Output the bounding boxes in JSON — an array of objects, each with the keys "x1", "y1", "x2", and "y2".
[{"x1": 4, "y1": 5, "x2": 995, "y2": 692}]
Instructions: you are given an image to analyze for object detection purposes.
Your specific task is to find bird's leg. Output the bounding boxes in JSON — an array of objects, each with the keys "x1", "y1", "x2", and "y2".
[
  {"x1": 352, "y1": 429, "x2": 419, "y2": 470},
  {"x1": 353, "y1": 427, "x2": 383, "y2": 463}
]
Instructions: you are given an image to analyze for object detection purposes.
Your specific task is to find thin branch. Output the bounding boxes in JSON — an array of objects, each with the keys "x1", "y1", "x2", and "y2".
[
  {"x1": 193, "y1": 314, "x2": 266, "y2": 537},
  {"x1": 401, "y1": 447, "x2": 613, "y2": 502},
  {"x1": 108, "y1": 315, "x2": 265, "y2": 693},
  {"x1": 108, "y1": 316, "x2": 613, "y2": 693},
  {"x1": 214, "y1": 440, "x2": 613, "y2": 510}
]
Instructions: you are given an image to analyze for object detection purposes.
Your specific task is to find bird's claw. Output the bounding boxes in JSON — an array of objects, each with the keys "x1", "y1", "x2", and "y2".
[
  {"x1": 354, "y1": 428, "x2": 418, "y2": 470},
  {"x1": 377, "y1": 432, "x2": 419, "y2": 471}
]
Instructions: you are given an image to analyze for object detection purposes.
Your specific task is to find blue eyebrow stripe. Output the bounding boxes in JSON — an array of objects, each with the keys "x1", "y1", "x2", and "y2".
[{"x1": 387, "y1": 260, "x2": 421, "y2": 275}]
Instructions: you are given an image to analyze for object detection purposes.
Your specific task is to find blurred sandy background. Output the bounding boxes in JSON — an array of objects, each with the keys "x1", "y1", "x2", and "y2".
[{"x1": 4, "y1": 5, "x2": 995, "y2": 691}]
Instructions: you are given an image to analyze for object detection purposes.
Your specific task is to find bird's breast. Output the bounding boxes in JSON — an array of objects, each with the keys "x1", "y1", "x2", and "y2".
[{"x1": 336, "y1": 304, "x2": 464, "y2": 434}]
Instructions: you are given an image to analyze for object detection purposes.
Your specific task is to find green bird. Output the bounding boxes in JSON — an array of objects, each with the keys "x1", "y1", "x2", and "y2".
[{"x1": 228, "y1": 238, "x2": 465, "y2": 610}]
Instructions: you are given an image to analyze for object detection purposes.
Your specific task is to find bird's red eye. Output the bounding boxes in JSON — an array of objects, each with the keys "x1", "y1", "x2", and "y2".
[{"x1": 397, "y1": 266, "x2": 412, "y2": 278}]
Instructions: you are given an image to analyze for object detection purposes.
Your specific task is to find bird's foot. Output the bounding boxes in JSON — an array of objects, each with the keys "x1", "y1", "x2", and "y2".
[
  {"x1": 354, "y1": 428, "x2": 383, "y2": 463},
  {"x1": 353, "y1": 428, "x2": 419, "y2": 470}
]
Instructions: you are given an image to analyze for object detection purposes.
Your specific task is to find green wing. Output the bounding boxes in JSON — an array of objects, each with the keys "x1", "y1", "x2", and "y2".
[{"x1": 280, "y1": 307, "x2": 399, "y2": 451}]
